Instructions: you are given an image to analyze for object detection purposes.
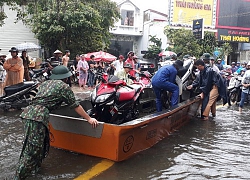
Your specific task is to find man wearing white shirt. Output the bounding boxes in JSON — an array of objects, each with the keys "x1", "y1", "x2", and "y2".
[
  {"x1": 210, "y1": 57, "x2": 220, "y2": 73},
  {"x1": 112, "y1": 55, "x2": 124, "y2": 75}
]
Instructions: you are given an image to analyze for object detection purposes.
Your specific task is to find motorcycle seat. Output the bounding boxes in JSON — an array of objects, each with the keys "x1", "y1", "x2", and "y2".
[
  {"x1": 4, "y1": 81, "x2": 35, "y2": 96},
  {"x1": 117, "y1": 87, "x2": 136, "y2": 101},
  {"x1": 130, "y1": 84, "x2": 142, "y2": 93}
]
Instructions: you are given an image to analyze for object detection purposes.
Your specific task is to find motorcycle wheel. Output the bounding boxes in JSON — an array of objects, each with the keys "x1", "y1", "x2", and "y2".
[{"x1": 228, "y1": 92, "x2": 237, "y2": 106}]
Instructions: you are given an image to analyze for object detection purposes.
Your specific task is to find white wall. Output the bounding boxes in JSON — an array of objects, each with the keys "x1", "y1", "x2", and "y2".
[{"x1": 0, "y1": 5, "x2": 40, "y2": 58}]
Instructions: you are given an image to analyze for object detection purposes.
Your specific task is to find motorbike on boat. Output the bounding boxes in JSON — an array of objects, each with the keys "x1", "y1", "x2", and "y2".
[
  {"x1": 0, "y1": 81, "x2": 39, "y2": 111},
  {"x1": 29, "y1": 62, "x2": 50, "y2": 82},
  {"x1": 87, "y1": 71, "x2": 152, "y2": 124},
  {"x1": 160, "y1": 58, "x2": 197, "y2": 109}
]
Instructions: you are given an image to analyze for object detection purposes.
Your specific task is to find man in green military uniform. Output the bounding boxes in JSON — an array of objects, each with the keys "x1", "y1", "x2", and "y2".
[{"x1": 14, "y1": 65, "x2": 98, "y2": 180}]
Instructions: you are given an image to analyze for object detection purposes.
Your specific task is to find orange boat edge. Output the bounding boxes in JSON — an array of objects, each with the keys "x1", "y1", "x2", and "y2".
[{"x1": 49, "y1": 97, "x2": 201, "y2": 162}]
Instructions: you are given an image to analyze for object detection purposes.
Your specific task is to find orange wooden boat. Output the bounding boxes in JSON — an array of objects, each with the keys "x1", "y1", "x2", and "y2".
[{"x1": 49, "y1": 97, "x2": 201, "y2": 162}]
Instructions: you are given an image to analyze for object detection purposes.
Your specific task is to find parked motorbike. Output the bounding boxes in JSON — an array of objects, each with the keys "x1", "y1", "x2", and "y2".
[
  {"x1": 227, "y1": 75, "x2": 242, "y2": 106},
  {"x1": 69, "y1": 65, "x2": 79, "y2": 85},
  {"x1": 88, "y1": 73, "x2": 146, "y2": 124},
  {"x1": 227, "y1": 74, "x2": 243, "y2": 106},
  {"x1": 29, "y1": 62, "x2": 50, "y2": 82},
  {"x1": 0, "y1": 81, "x2": 38, "y2": 111}
]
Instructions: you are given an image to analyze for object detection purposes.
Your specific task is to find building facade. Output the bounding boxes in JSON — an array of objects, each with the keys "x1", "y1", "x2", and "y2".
[{"x1": 0, "y1": 4, "x2": 40, "y2": 58}]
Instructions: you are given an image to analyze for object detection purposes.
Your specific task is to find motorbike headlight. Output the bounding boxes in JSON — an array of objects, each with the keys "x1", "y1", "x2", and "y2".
[{"x1": 95, "y1": 94, "x2": 112, "y2": 103}]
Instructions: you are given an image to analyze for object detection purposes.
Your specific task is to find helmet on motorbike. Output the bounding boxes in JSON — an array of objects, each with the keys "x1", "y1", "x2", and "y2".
[
  {"x1": 50, "y1": 65, "x2": 72, "y2": 80},
  {"x1": 170, "y1": 54, "x2": 177, "y2": 60},
  {"x1": 9, "y1": 47, "x2": 19, "y2": 53},
  {"x1": 247, "y1": 61, "x2": 250, "y2": 66},
  {"x1": 231, "y1": 62, "x2": 236, "y2": 65}
]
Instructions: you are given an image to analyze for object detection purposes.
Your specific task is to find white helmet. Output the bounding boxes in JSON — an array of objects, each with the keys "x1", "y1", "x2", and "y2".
[{"x1": 247, "y1": 61, "x2": 250, "y2": 66}]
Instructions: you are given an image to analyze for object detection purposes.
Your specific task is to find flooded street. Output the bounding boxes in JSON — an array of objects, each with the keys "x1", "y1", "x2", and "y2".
[{"x1": 1, "y1": 105, "x2": 250, "y2": 179}]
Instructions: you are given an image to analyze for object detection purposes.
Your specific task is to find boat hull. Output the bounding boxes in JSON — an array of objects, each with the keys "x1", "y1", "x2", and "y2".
[{"x1": 49, "y1": 97, "x2": 201, "y2": 161}]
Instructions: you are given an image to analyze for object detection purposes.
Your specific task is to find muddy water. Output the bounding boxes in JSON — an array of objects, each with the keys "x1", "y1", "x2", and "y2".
[{"x1": 1, "y1": 105, "x2": 250, "y2": 180}]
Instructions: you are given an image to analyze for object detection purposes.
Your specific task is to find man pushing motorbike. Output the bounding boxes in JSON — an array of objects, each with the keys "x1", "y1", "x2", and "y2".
[
  {"x1": 152, "y1": 60, "x2": 184, "y2": 112},
  {"x1": 14, "y1": 65, "x2": 98, "y2": 180}
]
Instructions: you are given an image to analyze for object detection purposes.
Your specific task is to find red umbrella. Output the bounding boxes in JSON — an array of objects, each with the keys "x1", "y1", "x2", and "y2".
[
  {"x1": 158, "y1": 51, "x2": 177, "y2": 57},
  {"x1": 85, "y1": 51, "x2": 117, "y2": 62}
]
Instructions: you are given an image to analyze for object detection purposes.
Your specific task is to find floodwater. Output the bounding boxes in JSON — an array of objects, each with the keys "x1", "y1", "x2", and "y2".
[{"x1": 1, "y1": 105, "x2": 250, "y2": 180}]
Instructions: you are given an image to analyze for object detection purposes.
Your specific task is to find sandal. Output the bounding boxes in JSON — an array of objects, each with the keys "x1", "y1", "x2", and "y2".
[{"x1": 201, "y1": 116, "x2": 209, "y2": 121}]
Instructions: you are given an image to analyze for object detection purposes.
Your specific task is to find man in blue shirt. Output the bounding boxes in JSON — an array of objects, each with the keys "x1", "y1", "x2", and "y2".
[{"x1": 152, "y1": 60, "x2": 183, "y2": 112}]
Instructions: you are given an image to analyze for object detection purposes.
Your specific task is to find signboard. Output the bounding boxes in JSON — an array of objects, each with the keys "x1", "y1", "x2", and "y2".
[
  {"x1": 192, "y1": 19, "x2": 204, "y2": 39},
  {"x1": 217, "y1": 29, "x2": 250, "y2": 43},
  {"x1": 216, "y1": 0, "x2": 250, "y2": 30},
  {"x1": 169, "y1": 0, "x2": 216, "y2": 27}
]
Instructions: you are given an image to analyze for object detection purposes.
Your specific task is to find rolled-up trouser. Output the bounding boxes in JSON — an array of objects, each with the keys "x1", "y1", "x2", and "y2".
[
  {"x1": 239, "y1": 91, "x2": 248, "y2": 108},
  {"x1": 14, "y1": 119, "x2": 49, "y2": 180},
  {"x1": 152, "y1": 81, "x2": 179, "y2": 112},
  {"x1": 202, "y1": 85, "x2": 219, "y2": 117}
]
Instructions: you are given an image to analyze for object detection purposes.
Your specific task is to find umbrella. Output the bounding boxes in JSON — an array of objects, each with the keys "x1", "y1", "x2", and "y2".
[
  {"x1": 85, "y1": 51, "x2": 117, "y2": 62},
  {"x1": 158, "y1": 51, "x2": 177, "y2": 57},
  {"x1": 15, "y1": 42, "x2": 41, "y2": 52}
]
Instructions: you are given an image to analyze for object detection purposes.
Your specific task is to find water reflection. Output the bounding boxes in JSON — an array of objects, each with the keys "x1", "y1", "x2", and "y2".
[{"x1": 1, "y1": 106, "x2": 250, "y2": 180}]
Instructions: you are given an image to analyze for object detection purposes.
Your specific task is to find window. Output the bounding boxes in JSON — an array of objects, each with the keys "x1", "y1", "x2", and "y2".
[
  {"x1": 121, "y1": 10, "x2": 134, "y2": 26},
  {"x1": 144, "y1": 11, "x2": 150, "y2": 22}
]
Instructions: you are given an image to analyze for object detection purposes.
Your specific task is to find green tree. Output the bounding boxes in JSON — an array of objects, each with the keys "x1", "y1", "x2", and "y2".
[
  {"x1": 1, "y1": 0, "x2": 120, "y2": 57},
  {"x1": 143, "y1": 35, "x2": 162, "y2": 59},
  {"x1": 218, "y1": 42, "x2": 233, "y2": 64},
  {"x1": 164, "y1": 26, "x2": 218, "y2": 58}
]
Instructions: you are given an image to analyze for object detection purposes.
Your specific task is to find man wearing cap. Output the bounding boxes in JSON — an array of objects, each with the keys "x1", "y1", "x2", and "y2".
[
  {"x1": 112, "y1": 55, "x2": 124, "y2": 75},
  {"x1": 210, "y1": 56, "x2": 220, "y2": 73},
  {"x1": 231, "y1": 62, "x2": 237, "y2": 73},
  {"x1": 152, "y1": 60, "x2": 184, "y2": 112},
  {"x1": 187, "y1": 60, "x2": 227, "y2": 120},
  {"x1": 215, "y1": 58, "x2": 224, "y2": 71},
  {"x1": 47, "y1": 49, "x2": 63, "y2": 69},
  {"x1": 14, "y1": 65, "x2": 98, "y2": 179},
  {"x1": 236, "y1": 62, "x2": 247, "y2": 74},
  {"x1": 3, "y1": 47, "x2": 24, "y2": 87},
  {"x1": 124, "y1": 51, "x2": 139, "y2": 77},
  {"x1": 202, "y1": 53, "x2": 212, "y2": 66},
  {"x1": 116, "y1": 63, "x2": 134, "y2": 85}
]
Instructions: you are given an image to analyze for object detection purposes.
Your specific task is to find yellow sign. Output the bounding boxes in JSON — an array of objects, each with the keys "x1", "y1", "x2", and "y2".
[{"x1": 170, "y1": 0, "x2": 215, "y2": 26}]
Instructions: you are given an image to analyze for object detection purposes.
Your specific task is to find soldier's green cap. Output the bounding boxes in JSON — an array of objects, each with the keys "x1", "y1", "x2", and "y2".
[
  {"x1": 202, "y1": 53, "x2": 211, "y2": 60},
  {"x1": 183, "y1": 54, "x2": 190, "y2": 59},
  {"x1": 50, "y1": 65, "x2": 72, "y2": 80}
]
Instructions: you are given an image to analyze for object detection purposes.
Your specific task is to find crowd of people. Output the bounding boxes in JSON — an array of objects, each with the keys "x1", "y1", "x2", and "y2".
[
  {"x1": 70, "y1": 51, "x2": 141, "y2": 90},
  {"x1": 153, "y1": 52, "x2": 250, "y2": 120}
]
